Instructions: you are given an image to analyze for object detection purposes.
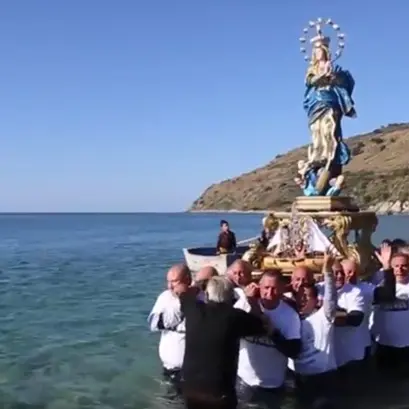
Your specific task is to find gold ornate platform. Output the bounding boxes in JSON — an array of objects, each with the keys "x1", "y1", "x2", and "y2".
[
  {"x1": 243, "y1": 196, "x2": 379, "y2": 278},
  {"x1": 294, "y1": 196, "x2": 359, "y2": 212}
]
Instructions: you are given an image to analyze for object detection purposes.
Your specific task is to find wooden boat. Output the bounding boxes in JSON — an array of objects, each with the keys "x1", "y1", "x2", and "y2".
[{"x1": 183, "y1": 245, "x2": 250, "y2": 275}]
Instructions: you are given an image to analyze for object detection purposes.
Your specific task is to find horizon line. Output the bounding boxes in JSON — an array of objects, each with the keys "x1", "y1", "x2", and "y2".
[{"x1": 0, "y1": 211, "x2": 187, "y2": 215}]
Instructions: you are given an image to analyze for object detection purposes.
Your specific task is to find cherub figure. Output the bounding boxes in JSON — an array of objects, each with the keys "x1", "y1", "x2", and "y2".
[{"x1": 294, "y1": 160, "x2": 344, "y2": 197}]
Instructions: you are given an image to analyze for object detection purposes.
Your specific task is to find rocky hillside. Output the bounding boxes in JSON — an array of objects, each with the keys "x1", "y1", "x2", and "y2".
[{"x1": 190, "y1": 123, "x2": 409, "y2": 213}]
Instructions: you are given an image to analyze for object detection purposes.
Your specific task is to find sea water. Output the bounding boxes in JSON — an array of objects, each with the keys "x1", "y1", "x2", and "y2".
[{"x1": 0, "y1": 212, "x2": 408, "y2": 409}]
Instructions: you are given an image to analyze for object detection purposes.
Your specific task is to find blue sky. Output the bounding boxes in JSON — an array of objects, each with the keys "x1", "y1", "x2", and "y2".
[{"x1": 0, "y1": 1, "x2": 407, "y2": 212}]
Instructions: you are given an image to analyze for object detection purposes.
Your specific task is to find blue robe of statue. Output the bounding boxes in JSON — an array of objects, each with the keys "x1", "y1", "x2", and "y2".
[
  {"x1": 302, "y1": 168, "x2": 341, "y2": 197},
  {"x1": 303, "y1": 64, "x2": 356, "y2": 167}
]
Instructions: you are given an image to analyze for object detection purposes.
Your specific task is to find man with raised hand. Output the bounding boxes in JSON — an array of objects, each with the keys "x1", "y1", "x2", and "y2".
[
  {"x1": 372, "y1": 244, "x2": 409, "y2": 378},
  {"x1": 293, "y1": 250, "x2": 338, "y2": 407}
]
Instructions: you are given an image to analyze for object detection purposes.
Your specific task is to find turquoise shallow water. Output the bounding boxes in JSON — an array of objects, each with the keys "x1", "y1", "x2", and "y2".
[{"x1": 0, "y1": 213, "x2": 409, "y2": 409}]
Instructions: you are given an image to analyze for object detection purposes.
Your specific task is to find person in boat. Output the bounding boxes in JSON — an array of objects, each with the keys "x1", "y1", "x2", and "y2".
[
  {"x1": 371, "y1": 248, "x2": 409, "y2": 378},
  {"x1": 234, "y1": 271, "x2": 302, "y2": 408},
  {"x1": 147, "y1": 263, "x2": 193, "y2": 399},
  {"x1": 216, "y1": 220, "x2": 237, "y2": 254},
  {"x1": 258, "y1": 217, "x2": 274, "y2": 248},
  {"x1": 291, "y1": 250, "x2": 338, "y2": 407},
  {"x1": 226, "y1": 260, "x2": 252, "y2": 302},
  {"x1": 179, "y1": 276, "x2": 272, "y2": 409}
]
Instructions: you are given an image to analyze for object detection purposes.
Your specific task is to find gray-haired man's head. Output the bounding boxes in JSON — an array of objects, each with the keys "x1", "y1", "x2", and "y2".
[{"x1": 205, "y1": 276, "x2": 235, "y2": 304}]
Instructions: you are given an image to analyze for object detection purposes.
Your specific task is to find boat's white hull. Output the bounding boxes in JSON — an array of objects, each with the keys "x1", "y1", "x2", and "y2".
[{"x1": 182, "y1": 246, "x2": 249, "y2": 275}]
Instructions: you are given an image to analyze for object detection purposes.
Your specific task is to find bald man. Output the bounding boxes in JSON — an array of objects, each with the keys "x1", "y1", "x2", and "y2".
[
  {"x1": 226, "y1": 260, "x2": 253, "y2": 302},
  {"x1": 341, "y1": 258, "x2": 375, "y2": 363},
  {"x1": 341, "y1": 259, "x2": 374, "y2": 294},
  {"x1": 341, "y1": 259, "x2": 375, "y2": 308},
  {"x1": 291, "y1": 266, "x2": 315, "y2": 293},
  {"x1": 283, "y1": 266, "x2": 315, "y2": 301},
  {"x1": 316, "y1": 259, "x2": 366, "y2": 378},
  {"x1": 147, "y1": 264, "x2": 192, "y2": 398},
  {"x1": 227, "y1": 260, "x2": 252, "y2": 287},
  {"x1": 196, "y1": 266, "x2": 218, "y2": 282},
  {"x1": 194, "y1": 266, "x2": 219, "y2": 294}
]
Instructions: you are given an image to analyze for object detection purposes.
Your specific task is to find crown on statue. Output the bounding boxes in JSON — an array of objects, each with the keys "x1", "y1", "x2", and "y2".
[
  {"x1": 310, "y1": 35, "x2": 330, "y2": 48},
  {"x1": 299, "y1": 18, "x2": 346, "y2": 63}
]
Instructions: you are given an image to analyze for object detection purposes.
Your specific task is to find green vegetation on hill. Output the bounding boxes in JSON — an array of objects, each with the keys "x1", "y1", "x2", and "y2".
[{"x1": 189, "y1": 123, "x2": 409, "y2": 212}]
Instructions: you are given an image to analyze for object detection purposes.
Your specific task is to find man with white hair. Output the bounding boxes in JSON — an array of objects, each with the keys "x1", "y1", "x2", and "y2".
[{"x1": 179, "y1": 276, "x2": 269, "y2": 409}]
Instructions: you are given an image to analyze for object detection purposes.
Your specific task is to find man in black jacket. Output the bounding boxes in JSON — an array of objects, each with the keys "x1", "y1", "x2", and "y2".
[{"x1": 179, "y1": 276, "x2": 267, "y2": 409}]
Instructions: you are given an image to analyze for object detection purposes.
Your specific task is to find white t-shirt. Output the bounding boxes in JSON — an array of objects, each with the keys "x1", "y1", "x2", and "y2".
[
  {"x1": 334, "y1": 283, "x2": 366, "y2": 367},
  {"x1": 234, "y1": 286, "x2": 246, "y2": 302},
  {"x1": 292, "y1": 307, "x2": 337, "y2": 375},
  {"x1": 147, "y1": 290, "x2": 186, "y2": 370},
  {"x1": 283, "y1": 291, "x2": 294, "y2": 300},
  {"x1": 372, "y1": 282, "x2": 409, "y2": 347},
  {"x1": 356, "y1": 281, "x2": 375, "y2": 348},
  {"x1": 235, "y1": 297, "x2": 301, "y2": 388}
]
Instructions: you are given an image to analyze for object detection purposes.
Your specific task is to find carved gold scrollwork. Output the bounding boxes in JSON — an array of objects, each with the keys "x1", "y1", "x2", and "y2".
[
  {"x1": 245, "y1": 207, "x2": 379, "y2": 278},
  {"x1": 323, "y1": 215, "x2": 352, "y2": 257},
  {"x1": 353, "y1": 213, "x2": 378, "y2": 275}
]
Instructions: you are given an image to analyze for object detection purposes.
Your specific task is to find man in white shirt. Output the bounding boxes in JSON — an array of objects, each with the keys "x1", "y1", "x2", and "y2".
[
  {"x1": 341, "y1": 259, "x2": 375, "y2": 361},
  {"x1": 372, "y1": 247, "x2": 409, "y2": 378},
  {"x1": 235, "y1": 271, "x2": 301, "y2": 408},
  {"x1": 292, "y1": 252, "x2": 338, "y2": 406},
  {"x1": 318, "y1": 261, "x2": 366, "y2": 376},
  {"x1": 226, "y1": 259, "x2": 252, "y2": 302},
  {"x1": 147, "y1": 263, "x2": 192, "y2": 397},
  {"x1": 285, "y1": 266, "x2": 315, "y2": 293}
]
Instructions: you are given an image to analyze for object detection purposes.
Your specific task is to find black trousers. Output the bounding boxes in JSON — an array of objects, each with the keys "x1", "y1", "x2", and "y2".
[
  {"x1": 376, "y1": 343, "x2": 409, "y2": 377},
  {"x1": 162, "y1": 368, "x2": 182, "y2": 399},
  {"x1": 295, "y1": 370, "x2": 338, "y2": 407},
  {"x1": 183, "y1": 391, "x2": 237, "y2": 409},
  {"x1": 236, "y1": 378, "x2": 283, "y2": 409}
]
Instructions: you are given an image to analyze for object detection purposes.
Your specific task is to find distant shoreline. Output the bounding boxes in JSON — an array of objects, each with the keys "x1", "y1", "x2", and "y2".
[
  {"x1": 188, "y1": 209, "x2": 269, "y2": 214},
  {"x1": 188, "y1": 209, "x2": 409, "y2": 216}
]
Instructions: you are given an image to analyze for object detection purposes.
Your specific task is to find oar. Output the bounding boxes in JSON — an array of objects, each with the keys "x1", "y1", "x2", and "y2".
[{"x1": 237, "y1": 236, "x2": 259, "y2": 245}]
